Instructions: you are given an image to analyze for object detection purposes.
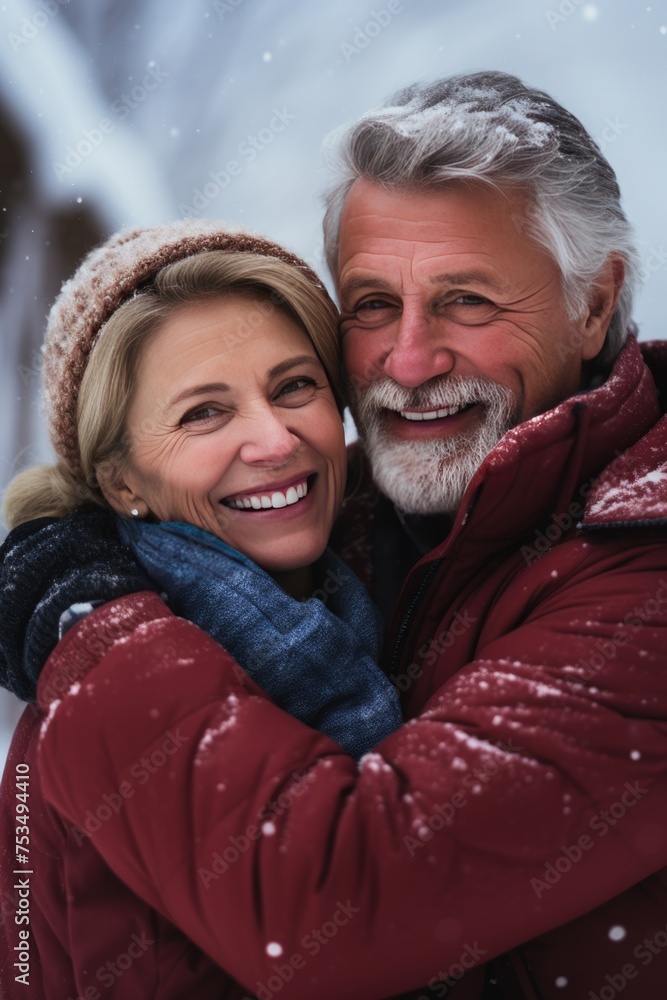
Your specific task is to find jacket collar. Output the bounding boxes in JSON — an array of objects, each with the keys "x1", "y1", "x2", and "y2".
[
  {"x1": 332, "y1": 336, "x2": 665, "y2": 585},
  {"x1": 336, "y1": 336, "x2": 663, "y2": 570},
  {"x1": 420, "y1": 335, "x2": 663, "y2": 564},
  {"x1": 582, "y1": 340, "x2": 667, "y2": 527}
]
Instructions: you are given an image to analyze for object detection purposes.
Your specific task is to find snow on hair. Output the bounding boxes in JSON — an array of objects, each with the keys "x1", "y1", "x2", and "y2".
[{"x1": 323, "y1": 70, "x2": 638, "y2": 368}]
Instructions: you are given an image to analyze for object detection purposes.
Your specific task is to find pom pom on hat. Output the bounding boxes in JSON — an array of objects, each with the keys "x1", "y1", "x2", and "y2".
[{"x1": 42, "y1": 219, "x2": 334, "y2": 477}]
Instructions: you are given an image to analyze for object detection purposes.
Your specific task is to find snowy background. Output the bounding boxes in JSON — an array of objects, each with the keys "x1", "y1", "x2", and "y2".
[{"x1": 1, "y1": 0, "x2": 666, "y2": 770}]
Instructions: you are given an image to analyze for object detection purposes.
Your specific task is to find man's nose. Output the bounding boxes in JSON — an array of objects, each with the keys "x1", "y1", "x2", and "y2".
[
  {"x1": 382, "y1": 304, "x2": 455, "y2": 388},
  {"x1": 238, "y1": 408, "x2": 301, "y2": 466}
]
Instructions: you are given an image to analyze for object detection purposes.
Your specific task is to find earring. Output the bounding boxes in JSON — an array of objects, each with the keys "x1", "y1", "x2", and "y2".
[{"x1": 130, "y1": 508, "x2": 140, "y2": 518}]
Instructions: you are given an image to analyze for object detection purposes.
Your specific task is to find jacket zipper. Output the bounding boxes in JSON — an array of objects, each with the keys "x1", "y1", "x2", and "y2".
[
  {"x1": 389, "y1": 558, "x2": 443, "y2": 677},
  {"x1": 580, "y1": 517, "x2": 667, "y2": 531}
]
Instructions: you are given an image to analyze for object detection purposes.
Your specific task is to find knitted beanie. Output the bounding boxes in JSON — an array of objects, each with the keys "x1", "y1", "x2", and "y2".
[{"x1": 42, "y1": 219, "x2": 336, "y2": 478}]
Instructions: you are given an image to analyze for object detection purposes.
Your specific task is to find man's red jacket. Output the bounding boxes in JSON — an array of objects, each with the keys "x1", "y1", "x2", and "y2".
[{"x1": 2, "y1": 336, "x2": 667, "y2": 999}]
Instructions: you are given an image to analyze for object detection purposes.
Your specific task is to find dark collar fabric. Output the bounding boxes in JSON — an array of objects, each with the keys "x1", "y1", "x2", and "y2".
[{"x1": 0, "y1": 506, "x2": 154, "y2": 701}]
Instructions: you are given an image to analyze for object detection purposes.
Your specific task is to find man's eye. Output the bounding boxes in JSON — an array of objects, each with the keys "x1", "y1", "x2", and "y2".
[
  {"x1": 452, "y1": 294, "x2": 491, "y2": 306},
  {"x1": 353, "y1": 298, "x2": 398, "y2": 318},
  {"x1": 444, "y1": 294, "x2": 498, "y2": 326},
  {"x1": 358, "y1": 298, "x2": 391, "y2": 311},
  {"x1": 341, "y1": 298, "x2": 397, "y2": 331}
]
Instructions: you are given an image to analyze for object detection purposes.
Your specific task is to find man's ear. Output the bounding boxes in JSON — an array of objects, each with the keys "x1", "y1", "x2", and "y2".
[
  {"x1": 581, "y1": 255, "x2": 625, "y2": 361},
  {"x1": 94, "y1": 461, "x2": 148, "y2": 519}
]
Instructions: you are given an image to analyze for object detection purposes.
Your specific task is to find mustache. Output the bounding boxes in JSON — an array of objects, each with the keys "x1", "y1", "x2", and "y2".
[{"x1": 350, "y1": 374, "x2": 516, "y2": 415}]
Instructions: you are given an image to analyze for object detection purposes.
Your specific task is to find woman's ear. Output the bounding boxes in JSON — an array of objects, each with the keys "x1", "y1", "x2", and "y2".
[
  {"x1": 581, "y1": 255, "x2": 626, "y2": 361},
  {"x1": 94, "y1": 461, "x2": 148, "y2": 519}
]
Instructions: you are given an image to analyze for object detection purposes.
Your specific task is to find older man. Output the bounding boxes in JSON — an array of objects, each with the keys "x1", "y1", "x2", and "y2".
[
  {"x1": 326, "y1": 72, "x2": 638, "y2": 605},
  {"x1": 319, "y1": 72, "x2": 667, "y2": 994},
  {"x1": 5, "y1": 73, "x2": 667, "y2": 999},
  {"x1": 322, "y1": 73, "x2": 667, "y2": 993}
]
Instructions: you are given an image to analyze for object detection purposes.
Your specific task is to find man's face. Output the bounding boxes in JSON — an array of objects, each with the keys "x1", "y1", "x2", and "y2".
[{"x1": 337, "y1": 179, "x2": 607, "y2": 515}]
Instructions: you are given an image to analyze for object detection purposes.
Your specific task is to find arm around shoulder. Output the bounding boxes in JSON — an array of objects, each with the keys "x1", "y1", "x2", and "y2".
[{"x1": 36, "y1": 551, "x2": 667, "y2": 999}]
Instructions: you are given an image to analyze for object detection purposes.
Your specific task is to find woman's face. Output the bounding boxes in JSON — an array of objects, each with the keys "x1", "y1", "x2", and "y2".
[{"x1": 113, "y1": 295, "x2": 346, "y2": 575}]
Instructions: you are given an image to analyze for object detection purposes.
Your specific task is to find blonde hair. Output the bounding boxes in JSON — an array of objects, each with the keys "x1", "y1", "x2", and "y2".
[{"x1": 4, "y1": 250, "x2": 343, "y2": 530}]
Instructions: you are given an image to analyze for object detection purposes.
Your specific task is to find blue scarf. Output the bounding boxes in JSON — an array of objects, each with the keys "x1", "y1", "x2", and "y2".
[{"x1": 118, "y1": 518, "x2": 402, "y2": 759}]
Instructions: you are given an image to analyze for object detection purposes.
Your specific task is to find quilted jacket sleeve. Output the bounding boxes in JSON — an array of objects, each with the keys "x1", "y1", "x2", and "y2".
[{"x1": 36, "y1": 537, "x2": 667, "y2": 1000}]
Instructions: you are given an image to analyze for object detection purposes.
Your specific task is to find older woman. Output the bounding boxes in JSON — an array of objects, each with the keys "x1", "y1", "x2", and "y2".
[{"x1": 0, "y1": 222, "x2": 401, "y2": 998}]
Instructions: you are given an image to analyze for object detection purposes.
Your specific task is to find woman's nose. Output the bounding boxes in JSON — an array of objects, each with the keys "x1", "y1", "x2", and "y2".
[{"x1": 238, "y1": 409, "x2": 301, "y2": 466}]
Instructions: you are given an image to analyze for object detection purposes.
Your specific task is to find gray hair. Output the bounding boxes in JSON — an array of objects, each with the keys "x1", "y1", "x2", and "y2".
[{"x1": 323, "y1": 71, "x2": 638, "y2": 368}]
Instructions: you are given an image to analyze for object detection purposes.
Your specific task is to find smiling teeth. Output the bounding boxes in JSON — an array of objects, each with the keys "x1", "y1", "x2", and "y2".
[
  {"x1": 399, "y1": 405, "x2": 464, "y2": 421},
  {"x1": 225, "y1": 479, "x2": 309, "y2": 510}
]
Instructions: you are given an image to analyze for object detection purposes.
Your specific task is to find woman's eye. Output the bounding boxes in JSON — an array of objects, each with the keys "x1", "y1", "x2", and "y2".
[
  {"x1": 181, "y1": 405, "x2": 222, "y2": 425},
  {"x1": 276, "y1": 377, "x2": 317, "y2": 399}
]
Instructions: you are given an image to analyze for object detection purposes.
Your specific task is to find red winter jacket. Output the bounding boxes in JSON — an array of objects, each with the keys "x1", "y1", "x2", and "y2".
[{"x1": 2, "y1": 336, "x2": 667, "y2": 999}]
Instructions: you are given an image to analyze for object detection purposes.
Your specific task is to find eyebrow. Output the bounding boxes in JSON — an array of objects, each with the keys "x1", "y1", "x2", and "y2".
[
  {"x1": 268, "y1": 355, "x2": 322, "y2": 379},
  {"x1": 339, "y1": 269, "x2": 505, "y2": 301},
  {"x1": 339, "y1": 275, "x2": 394, "y2": 302},
  {"x1": 167, "y1": 356, "x2": 321, "y2": 409},
  {"x1": 169, "y1": 382, "x2": 231, "y2": 408},
  {"x1": 430, "y1": 270, "x2": 505, "y2": 292}
]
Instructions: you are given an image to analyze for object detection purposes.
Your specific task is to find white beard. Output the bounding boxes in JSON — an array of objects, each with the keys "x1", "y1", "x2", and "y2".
[{"x1": 349, "y1": 375, "x2": 519, "y2": 516}]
